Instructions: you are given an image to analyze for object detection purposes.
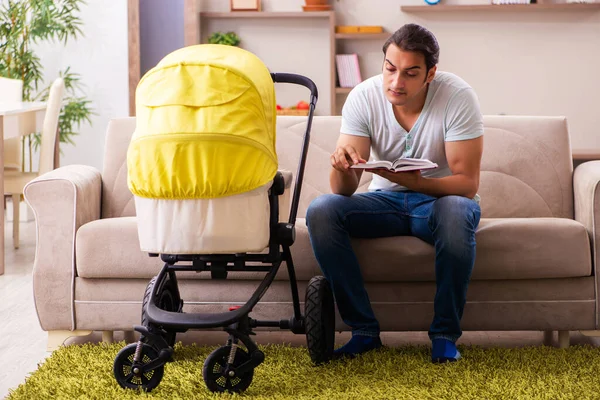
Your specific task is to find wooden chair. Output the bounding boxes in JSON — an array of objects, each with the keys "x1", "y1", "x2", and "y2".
[
  {"x1": 0, "y1": 77, "x2": 24, "y2": 171},
  {"x1": 4, "y1": 77, "x2": 65, "y2": 249}
]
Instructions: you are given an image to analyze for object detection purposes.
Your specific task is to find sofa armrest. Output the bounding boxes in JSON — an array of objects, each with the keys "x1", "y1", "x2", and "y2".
[
  {"x1": 23, "y1": 165, "x2": 102, "y2": 331},
  {"x1": 278, "y1": 169, "x2": 293, "y2": 223},
  {"x1": 574, "y1": 161, "x2": 600, "y2": 269}
]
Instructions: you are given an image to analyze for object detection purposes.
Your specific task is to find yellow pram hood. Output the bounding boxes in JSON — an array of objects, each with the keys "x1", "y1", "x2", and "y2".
[{"x1": 127, "y1": 44, "x2": 277, "y2": 199}]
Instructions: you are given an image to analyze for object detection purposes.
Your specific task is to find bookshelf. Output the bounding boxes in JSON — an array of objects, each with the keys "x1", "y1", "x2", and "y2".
[
  {"x1": 335, "y1": 87, "x2": 353, "y2": 94},
  {"x1": 199, "y1": 11, "x2": 333, "y2": 18},
  {"x1": 335, "y1": 32, "x2": 390, "y2": 40},
  {"x1": 572, "y1": 149, "x2": 600, "y2": 162},
  {"x1": 400, "y1": 3, "x2": 600, "y2": 12}
]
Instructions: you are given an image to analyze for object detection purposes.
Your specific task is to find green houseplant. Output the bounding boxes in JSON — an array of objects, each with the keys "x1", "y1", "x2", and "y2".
[
  {"x1": 208, "y1": 31, "x2": 241, "y2": 46},
  {"x1": 0, "y1": 0, "x2": 94, "y2": 171}
]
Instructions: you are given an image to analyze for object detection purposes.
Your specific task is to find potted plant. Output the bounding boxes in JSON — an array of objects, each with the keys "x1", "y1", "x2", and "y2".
[
  {"x1": 208, "y1": 31, "x2": 241, "y2": 46},
  {"x1": 0, "y1": 0, "x2": 94, "y2": 171}
]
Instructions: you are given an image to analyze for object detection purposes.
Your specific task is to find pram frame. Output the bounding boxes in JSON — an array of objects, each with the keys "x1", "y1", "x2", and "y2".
[{"x1": 114, "y1": 73, "x2": 331, "y2": 393}]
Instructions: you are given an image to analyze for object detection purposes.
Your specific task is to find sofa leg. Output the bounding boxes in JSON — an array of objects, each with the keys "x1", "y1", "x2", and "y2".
[
  {"x1": 558, "y1": 330, "x2": 570, "y2": 348},
  {"x1": 102, "y1": 330, "x2": 114, "y2": 344},
  {"x1": 47, "y1": 330, "x2": 93, "y2": 352},
  {"x1": 123, "y1": 331, "x2": 136, "y2": 343},
  {"x1": 543, "y1": 330, "x2": 554, "y2": 346}
]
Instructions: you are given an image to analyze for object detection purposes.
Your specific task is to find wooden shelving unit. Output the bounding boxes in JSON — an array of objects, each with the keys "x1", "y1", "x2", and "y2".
[
  {"x1": 572, "y1": 149, "x2": 600, "y2": 162},
  {"x1": 335, "y1": 87, "x2": 353, "y2": 94},
  {"x1": 200, "y1": 11, "x2": 333, "y2": 18},
  {"x1": 401, "y1": 3, "x2": 600, "y2": 12},
  {"x1": 335, "y1": 32, "x2": 390, "y2": 40}
]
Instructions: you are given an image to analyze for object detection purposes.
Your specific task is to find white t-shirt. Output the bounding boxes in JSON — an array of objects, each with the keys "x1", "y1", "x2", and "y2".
[{"x1": 340, "y1": 71, "x2": 484, "y2": 193}]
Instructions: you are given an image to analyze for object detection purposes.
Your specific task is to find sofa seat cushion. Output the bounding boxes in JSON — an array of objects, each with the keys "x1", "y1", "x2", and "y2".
[
  {"x1": 76, "y1": 217, "x2": 591, "y2": 282},
  {"x1": 350, "y1": 217, "x2": 591, "y2": 281},
  {"x1": 75, "y1": 217, "x2": 320, "y2": 280}
]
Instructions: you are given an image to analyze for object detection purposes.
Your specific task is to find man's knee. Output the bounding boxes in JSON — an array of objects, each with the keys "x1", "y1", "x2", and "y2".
[
  {"x1": 429, "y1": 195, "x2": 481, "y2": 240},
  {"x1": 306, "y1": 194, "x2": 344, "y2": 231},
  {"x1": 432, "y1": 196, "x2": 479, "y2": 223}
]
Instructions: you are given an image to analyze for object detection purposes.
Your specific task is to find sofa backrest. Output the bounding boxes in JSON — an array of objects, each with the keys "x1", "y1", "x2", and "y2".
[
  {"x1": 276, "y1": 115, "x2": 574, "y2": 219},
  {"x1": 102, "y1": 118, "x2": 136, "y2": 219},
  {"x1": 478, "y1": 115, "x2": 573, "y2": 219},
  {"x1": 101, "y1": 115, "x2": 574, "y2": 220}
]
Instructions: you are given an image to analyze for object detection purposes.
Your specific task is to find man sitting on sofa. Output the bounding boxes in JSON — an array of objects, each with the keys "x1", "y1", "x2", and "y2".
[{"x1": 306, "y1": 23, "x2": 483, "y2": 363}]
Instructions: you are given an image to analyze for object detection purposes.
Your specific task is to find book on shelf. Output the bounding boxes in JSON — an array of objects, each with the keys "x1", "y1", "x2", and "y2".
[
  {"x1": 336, "y1": 54, "x2": 362, "y2": 88},
  {"x1": 350, "y1": 157, "x2": 438, "y2": 172}
]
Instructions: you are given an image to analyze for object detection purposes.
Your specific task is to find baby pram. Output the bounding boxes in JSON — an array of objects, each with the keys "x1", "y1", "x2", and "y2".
[{"x1": 112, "y1": 44, "x2": 335, "y2": 393}]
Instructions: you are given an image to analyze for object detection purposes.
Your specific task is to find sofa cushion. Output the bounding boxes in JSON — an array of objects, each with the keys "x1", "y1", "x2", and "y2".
[
  {"x1": 351, "y1": 217, "x2": 591, "y2": 281},
  {"x1": 75, "y1": 217, "x2": 321, "y2": 281},
  {"x1": 76, "y1": 216, "x2": 591, "y2": 282}
]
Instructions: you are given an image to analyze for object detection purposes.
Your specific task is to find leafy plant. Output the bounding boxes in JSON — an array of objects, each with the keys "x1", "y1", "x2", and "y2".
[
  {"x1": 0, "y1": 0, "x2": 95, "y2": 171},
  {"x1": 208, "y1": 31, "x2": 241, "y2": 46}
]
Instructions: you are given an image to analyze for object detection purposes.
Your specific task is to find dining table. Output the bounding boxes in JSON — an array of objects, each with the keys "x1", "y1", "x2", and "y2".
[{"x1": 0, "y1": 101, "x2": 47, "y2": 275}]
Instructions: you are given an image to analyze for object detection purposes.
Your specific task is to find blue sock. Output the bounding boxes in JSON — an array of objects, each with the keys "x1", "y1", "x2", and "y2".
[
  {"x1": 333, "y1": 335, "x2": 382, "y2": 358},
  {"x1": 431, "y1": 338, "x2": 461, "y2": 363}
]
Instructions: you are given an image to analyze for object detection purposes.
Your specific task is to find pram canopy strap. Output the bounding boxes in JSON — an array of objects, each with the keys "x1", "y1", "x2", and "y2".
[{"x1": 128, "y1": 44, "x2": 277, "y2": 199}]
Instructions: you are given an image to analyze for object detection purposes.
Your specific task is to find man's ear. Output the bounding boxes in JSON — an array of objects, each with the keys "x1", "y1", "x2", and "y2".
[{"x1": 426, "y1": 66, "x2": 437, "y2": 83}]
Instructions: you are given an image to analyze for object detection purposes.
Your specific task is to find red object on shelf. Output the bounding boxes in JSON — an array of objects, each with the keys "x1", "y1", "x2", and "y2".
[{"x1": 229, "y1": 305, "x2": 242, "y2": 311}]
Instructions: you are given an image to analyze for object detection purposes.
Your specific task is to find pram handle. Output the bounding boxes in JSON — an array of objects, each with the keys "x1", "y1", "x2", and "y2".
[
  {"x1": 271, "y1": 73, "x2": 318, "y2": 105},
  {"x1": 270, "y1": 72, "x2": 318, "y2": 225}
]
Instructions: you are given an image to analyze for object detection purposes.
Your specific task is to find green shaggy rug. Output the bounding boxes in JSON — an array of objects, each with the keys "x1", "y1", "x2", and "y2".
[{"x1": 7, "y1": 342, "x2": 600, "y2": 399}]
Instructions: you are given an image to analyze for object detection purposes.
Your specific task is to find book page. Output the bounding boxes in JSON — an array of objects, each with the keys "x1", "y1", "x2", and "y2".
[
  {"x1": 350, "y1": 160, "x2": 393, "y2": 169},
  {"x1": 392, "y1": 158, "x2": 437, "y2": 169}
]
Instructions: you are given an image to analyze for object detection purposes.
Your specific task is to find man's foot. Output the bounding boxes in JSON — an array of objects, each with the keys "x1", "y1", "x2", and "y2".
[
  {"x1": 333, "y1": 335, "x2": 382, "y2": 359},
  {"x1": 431, "y1": 338, "x2": 461, "y2": 363}
]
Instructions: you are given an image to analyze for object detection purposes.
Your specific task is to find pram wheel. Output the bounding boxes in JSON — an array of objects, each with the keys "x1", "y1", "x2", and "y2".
[
  {"x1": 203, "y1": 345, "x2": 254, "y2": 393},
  {"x1": 113, "y1": 342, "x2": 164, "y2": 392},
  {"x1": 305, "y1": 276, "x2": 335, "y2": 364},
  {"x1": 142, "y1": 275, "x2": 182, "y2": 347}
]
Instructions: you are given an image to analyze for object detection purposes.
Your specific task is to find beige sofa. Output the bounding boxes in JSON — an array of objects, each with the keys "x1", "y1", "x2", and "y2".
[{"x1": 24, "y1": 115, "x2": 600, "y2": 351}]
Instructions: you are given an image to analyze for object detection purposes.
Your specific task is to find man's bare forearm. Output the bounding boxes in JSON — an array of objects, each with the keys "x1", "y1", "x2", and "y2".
[
  {"x1": 410, "y1": 174, "x2": 479, "y2": 199},
  {"x1": 330, "y1": 168, "x2": 360, "y2": 196}
]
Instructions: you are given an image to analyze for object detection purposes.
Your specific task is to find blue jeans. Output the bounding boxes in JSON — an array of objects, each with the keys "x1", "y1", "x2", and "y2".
[{"x1": 305, "y1": 190, "x2": 481, "y2": 343}]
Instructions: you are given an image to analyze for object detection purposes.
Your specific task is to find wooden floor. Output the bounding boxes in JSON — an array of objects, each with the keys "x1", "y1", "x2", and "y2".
[{"x1": 1, "y1": 220, "x2": 600, "y2": 398}]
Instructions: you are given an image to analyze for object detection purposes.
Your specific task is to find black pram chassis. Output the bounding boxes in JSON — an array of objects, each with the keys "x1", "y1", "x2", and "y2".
[{"x1": 113, "y1": 73, "x2": 335, "y2": 394}]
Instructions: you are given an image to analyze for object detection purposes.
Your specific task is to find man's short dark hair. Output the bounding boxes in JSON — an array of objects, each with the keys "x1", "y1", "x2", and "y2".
[{"x1": 383, "y1": 24, "x2": 440, "y2": 71}]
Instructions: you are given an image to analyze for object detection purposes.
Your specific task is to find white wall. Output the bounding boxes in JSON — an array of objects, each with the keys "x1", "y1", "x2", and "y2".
[
  {"x1": 202, "y1": 0, "x2": 600, "y2": 149},
  {"x1": 32, "y1": 0, "x2": 129, "y2": 171}
]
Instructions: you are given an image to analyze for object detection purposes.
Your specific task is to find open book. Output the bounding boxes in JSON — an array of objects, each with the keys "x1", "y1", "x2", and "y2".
[{"x1": 350, "y1": 157, "x2": 438, "y2": 172}]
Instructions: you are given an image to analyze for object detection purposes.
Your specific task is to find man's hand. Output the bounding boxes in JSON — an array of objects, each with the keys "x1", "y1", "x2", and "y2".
[
  {"x1": 367, "y1": 169, "x2": 422, "y2": 189},
  {"x1": 331, "y1": 144, "x2": 367, "y2": 172},
  {"x1": 330, "y1": 134, "x2": 371, "y2": 196}
]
